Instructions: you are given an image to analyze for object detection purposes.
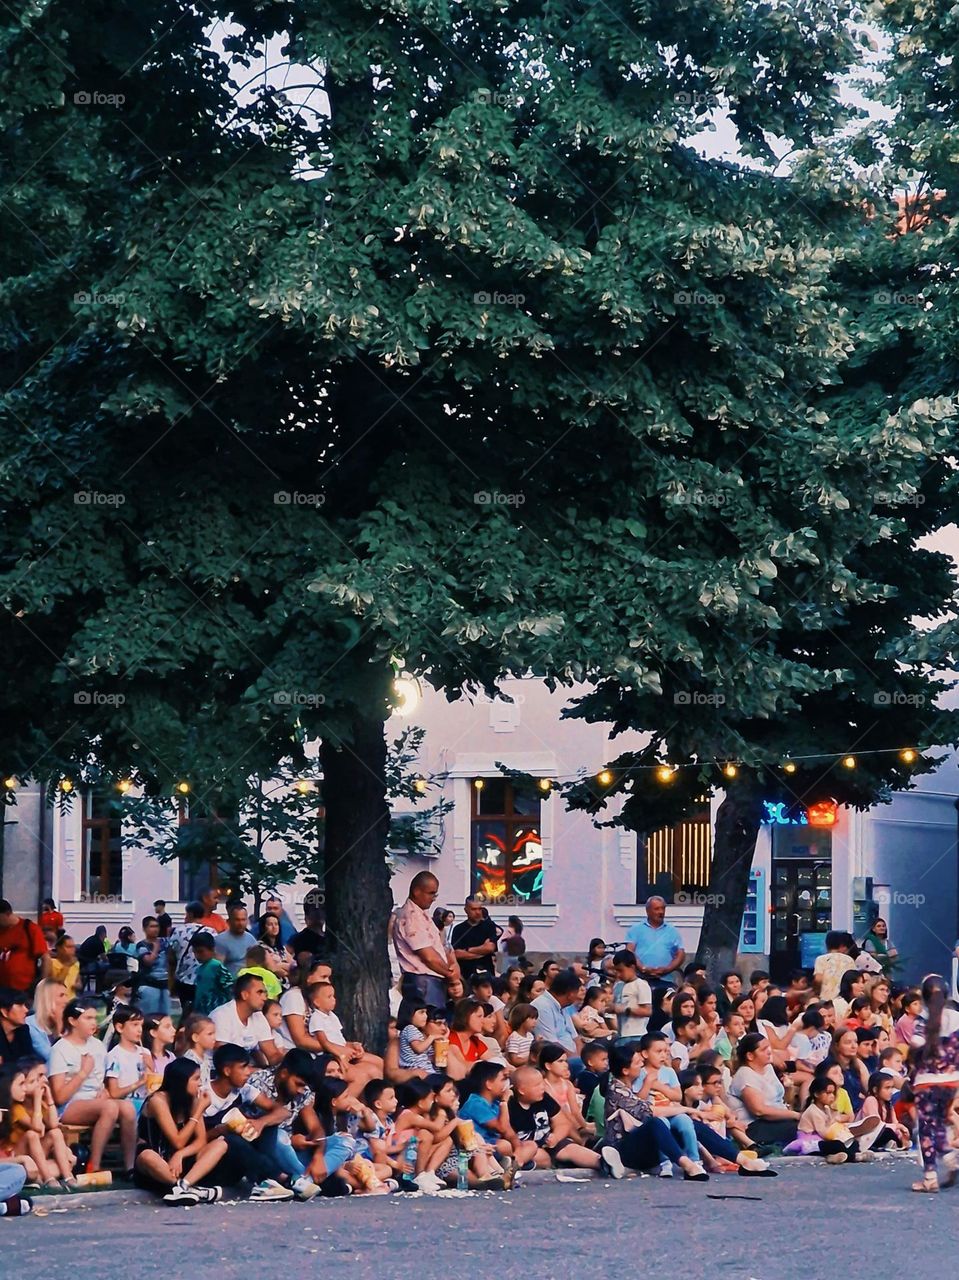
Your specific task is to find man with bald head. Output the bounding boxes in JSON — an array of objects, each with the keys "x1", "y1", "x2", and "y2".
[
  {"x1": 508, "y1": 1065, "x2": 624, "y2": 1177},
  {"x1": 392, "y1": 872, "x2": 459, "y2": 1022},
  {"x1": 624, "y1": 896, "x2": 686, "y2": 984}
]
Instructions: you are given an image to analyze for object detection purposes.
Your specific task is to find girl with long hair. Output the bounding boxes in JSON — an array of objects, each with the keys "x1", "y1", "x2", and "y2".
[
  {"x1": 910, "y1": 973, "x2": 959, "y2": 1192},
  {"x1": 133, "y1": 1058, "x2": 226, "y2": 1204}
]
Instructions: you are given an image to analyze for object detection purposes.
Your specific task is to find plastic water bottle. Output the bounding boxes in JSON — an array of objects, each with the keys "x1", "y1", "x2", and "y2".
[
  {"x1": 457, "y1": 1148, "x2": 469, "y2": 1192},
  {"x1": 404, "y1": 1133, "x2": 418, "y2": 1179}
]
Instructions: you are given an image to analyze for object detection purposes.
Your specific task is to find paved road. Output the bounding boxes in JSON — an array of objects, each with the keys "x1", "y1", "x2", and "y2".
[{"x1": 12, "y1": 1156, "x2": 950, "y2": 1280}]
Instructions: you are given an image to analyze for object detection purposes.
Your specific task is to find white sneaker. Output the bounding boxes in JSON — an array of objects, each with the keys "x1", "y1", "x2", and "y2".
[
  {"x1": 600, "y1": 1146, "x2": 626, "y2": 1180},
  {"x1": 292, "y1": 1176, "x2": 320, "y2": 1201},
  {"x1": 414, "y1": 1171, "x2": 444, "y2": 1194},
  {"x1": 163, "y1": 1180, "x2": 200, "y2": 1205},
  {"x1": 250, "y1": 1179, "x2": 295, "y2": 1201},
  {"x1": 658, "y1": 1161, "x2": 674, "y2": 1178},
  {"x1": 192, "y1": 1185, "x2": 223, "y2": 1204}
]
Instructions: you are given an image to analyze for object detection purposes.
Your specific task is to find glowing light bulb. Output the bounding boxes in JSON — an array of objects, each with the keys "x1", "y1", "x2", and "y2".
[
  {"x1": 537, "y1": 778, "x2": 552, "y2": 793},
  {"x1": 596, "y1": 769, "x2": 613, "y2": 787},
  {"x1": 656, "y1": 765, "x2": 675, "y2": 783},
  {"x1": 2, "y1": 777, "x2": 16, "y2": 791},
  {"x1": 60, "y1": 779, "x2": 74, "y2": 793},
  {"x1": 899, "y1": 748, "x2": 917, "y2": 764},
  {"x1": 116, "y1": 779, "x2": 132, "y2": 794},
  {"x1": 842, "y1": 755, "x2": 856, "y2": 770},
  {"x1": 294, "y1": 779, "x2": 313, "y2": 795},
  {"x1": 722, "y1": 763, "x2": 738, "y2": 780},
  {"x1": 473, "y1": 778, "x2": 485, "y2": 791},
  {"x1": 175, "y1": 780, "x2": 190, "y2": 794},
  {"x1": 782, "y1": 761, "x2": 797, "y2": 774},
  {"x1": 413, "y1": 778, "x2": 428, "y2": 794}
]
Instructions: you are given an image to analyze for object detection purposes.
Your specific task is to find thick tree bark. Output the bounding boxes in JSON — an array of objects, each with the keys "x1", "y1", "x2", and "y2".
[
  {"x1": 320, "y1": 712, "x2": 392, "y2": 1054},
  {"x1": 696, "y1": 782, "x2": 766, "y2": 980}
]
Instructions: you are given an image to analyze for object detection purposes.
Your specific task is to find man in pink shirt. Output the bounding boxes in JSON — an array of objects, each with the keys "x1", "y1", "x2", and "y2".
[{"x1": 392, "y1": 872, "x2": 459, "y2": 1021}]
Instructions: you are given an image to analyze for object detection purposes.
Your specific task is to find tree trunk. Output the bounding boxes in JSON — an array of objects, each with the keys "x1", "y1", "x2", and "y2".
[
  {"x1": 320, "y1": 711, "x2": 392, "y2": 1053},
  {"x1": 696, "y1": 782, "x2": 766, "y2": 979}
]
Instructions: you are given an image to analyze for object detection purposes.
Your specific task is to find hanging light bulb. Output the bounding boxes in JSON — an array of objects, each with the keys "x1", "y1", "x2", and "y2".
[
  {"x1": 2, "y1": 777, "x2": 16, "y2": 791},
  {"x1": 294, "y1": 779, "x2": 314, "y2": 795},
  {"x1": 413, "y1": 778, "x2": 428, "y2": 795},
  {"x1": 782, "y1": 761, "x2": 797, "y2": 774},
  {"x1": 656, "y1": 764, "x2": 675, "y2": 783},
  {"x1": 841, "y1": 755, "x2": 856, "y2": 770},
  {"x1": 537, "y1": 778, "x2": 552, "y2": 793},
  {"x1": 473, "y1": 778, "x2": 485, "y2": 791},
  {"x1": 116, "y1": 778, "x2": 133, "y2": 795},
  {"x1": 722, "y1": 762, "x2": 738, "y2": 780},
  {"x1": 391, "y1": 674, "x2": 422, "y2": 717},
  {"x1": 899, "y1": 748, "x2": 918, "y2": 764},
  {"x1": 175, "y1": 780, "x2": 191, "y2": 795},
  {"x1": 59, "y1": 779, "x2": 74, "y2": 793},
  {"x1": 596, "y1": 769, "x2": 613, "y2": 787}
]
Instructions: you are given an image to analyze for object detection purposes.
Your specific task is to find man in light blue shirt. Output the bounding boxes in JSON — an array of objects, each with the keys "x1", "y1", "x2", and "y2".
[
  {"x1": 531, "y1": 971, "x2": 582, "y2": 1055},
  {"x1": 625, "y1": 897, "x2": 686, "y2": 985}
]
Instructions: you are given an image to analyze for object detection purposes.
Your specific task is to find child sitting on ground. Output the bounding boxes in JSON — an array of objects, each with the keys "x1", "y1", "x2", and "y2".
[
  {"x1": 694, "y1": 1064, "x2": 752, "y2": 1148},
  {"x1": 794, "y1": 1074, "x2": 871, "y2": 1164},
  {"x1": 857, "y1": 1071, "x2": 909, "y2": 1148},
  {"x1": 505, "y1": 1004, "x2": 538, "y2": 1067},
  {"x1": 508, "y1": 1065, "x2": 624, "y2": 1178},
  {"x1": 670, "y1": 1015, "x2": 703, "y2": 1072},
  {"x1": 0, "y1": 1063, "x2": 76, "y2": 1189},
  {"x1": 540, "y1": 1045, "x2": 593, "y2": 1140},
  {"x1": 576, "y1": 1041, "x2": 610, "y2": 1112},
  {"x1": 458, "y1": 1061, "x2": 539, "y2": 1177},
  {"x1": 393, "y1": 1078, "x2": 456, "y2": 1193}
]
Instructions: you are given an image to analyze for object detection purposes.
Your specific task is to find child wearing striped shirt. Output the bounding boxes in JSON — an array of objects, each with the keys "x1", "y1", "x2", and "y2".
[{"x1": 505, "y1": 1004, "x2": 538, "y2": 1067}]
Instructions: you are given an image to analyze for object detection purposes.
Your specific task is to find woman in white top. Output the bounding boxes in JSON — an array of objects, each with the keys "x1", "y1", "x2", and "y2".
[
  {"x1": 728, "y1": 1032, "x2": 800, "y2": 1147},
  {"x1": 910, "y1": 973, "x2": 959, "y2": 1192},
  {"x1": 275, "y1": 959, "x2": 332, "y2": 1052},
  {"x1": 49, "y1": 998, "x2": 135, "y2": 1174}
]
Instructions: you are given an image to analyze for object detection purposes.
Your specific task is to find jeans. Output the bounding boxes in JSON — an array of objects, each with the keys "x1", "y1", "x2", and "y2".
[
  {"x1": 0, "y1": 1163, "x2": 26, "y2": 1202},
  {"x1": 616, "y1": 1117, "x2": 685, "y2": 1169},
  {"x1": 136, "y1": 984, "x2": 171, "y2": 1017},
  {"x1": 398, "y1": 973, "x2": 447, "y2": 1024},
  {"x1": 272, "y1": 1131, "x2": 308, "y2": 1180},
  {"x1": 667, "y1": 1113, "x2": 699, "y2": 1161},
  {"x1": 323, "y1": 1133, "x2": 355, "y2": 1176}
]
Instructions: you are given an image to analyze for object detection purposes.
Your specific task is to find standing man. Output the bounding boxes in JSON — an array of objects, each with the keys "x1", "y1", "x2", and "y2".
[
  {"x1": 153, "y1": 900, "x2": 173, "y2": 937},
  {"x1": 0, "y1": 900, "x2": 50, "y2": 993},
  {"x1": 197, "y1": 887, "x2": 227, "y2": 935},
  {"x1": 625, "y1": 897, "x2": 686, "y2": 985},
  {"x1": 450, "y1": 896, "x2": 498, "y2": 982},
  {"x1": 392, "y1": 872, "x2": 458, "y2": 1021},
  {"x1": 135, "y1": 916, "x2": 171, "y2": 1016},
  {"x1": 168, "y1": 900, "x2": 205, "y2": 1015},
  {"x1": 216, "y1": 902, "x2": 257, "y2": 978}
]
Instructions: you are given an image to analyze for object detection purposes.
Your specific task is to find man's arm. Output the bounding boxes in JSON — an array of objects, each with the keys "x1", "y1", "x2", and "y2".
[
  {"x1": 414, "y1": 945, "x2": 454, "y2": 977},
  {"x1": 664, "y1": 946, "x2": 686, "y2": 976},
  {"x1": 257, "y1": 1038, "x2": 283, "y2": 1067}
]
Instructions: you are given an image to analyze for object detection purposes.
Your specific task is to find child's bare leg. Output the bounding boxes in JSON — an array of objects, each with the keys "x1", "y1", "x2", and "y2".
[
  {"x1": 425, "y1": 1136, "x2": 452, "y2": 1172},
  {"x1": 469, "y1": 1149, "x2": 497, "y2": 1178},
  {"x1": 512, "y1": 1139, "x2": 539, "y2": 1167},
  {"x1": 553, "y1": 1142, "x2": 600, "y2": 1170},
  {"x1": 21, "y1": 1133, "x2": 56, "y2": 1183},
  {"x1": 45, "y1": 1129, "x2": 77, "y2": 1178},
  {"x1": 414, "y1": 1130, "x2": 434, "y2": 1174}
]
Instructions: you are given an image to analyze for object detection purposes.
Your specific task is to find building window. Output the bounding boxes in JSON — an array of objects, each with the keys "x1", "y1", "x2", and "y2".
[
  {"x1": 637, "y1": 803, "x2": 712, "y2": 902},
  {"x1": 471, "y1": 778, "x2": 543, "y2": 906},
  {"x1": 81, "y1": 791, "x2": 124, "y2": 900}
]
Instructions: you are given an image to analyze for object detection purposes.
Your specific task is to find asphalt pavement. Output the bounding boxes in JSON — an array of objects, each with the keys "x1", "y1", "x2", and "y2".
[{"x1": 9, "y1": 1155, "x2": 953, "y2": 1280}]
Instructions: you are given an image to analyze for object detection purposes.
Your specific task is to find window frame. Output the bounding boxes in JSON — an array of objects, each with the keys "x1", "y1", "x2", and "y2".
[
  {"x1": 470, "y1": 779, "x2": 543, "y2": 906},
  {"x1": 636, "y1": 803, "x2": 713, "y2": 902}
]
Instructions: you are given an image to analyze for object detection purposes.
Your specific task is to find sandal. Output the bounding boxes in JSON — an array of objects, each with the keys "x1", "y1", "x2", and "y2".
[{"x1": 912, "y1": 1173, "x2": 939, "y2": 1193}]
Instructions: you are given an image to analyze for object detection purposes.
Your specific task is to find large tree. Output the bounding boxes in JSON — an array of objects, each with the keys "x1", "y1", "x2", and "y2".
[{"x1": 1, "y1": 0, "x2": 922, "y2": 1032}]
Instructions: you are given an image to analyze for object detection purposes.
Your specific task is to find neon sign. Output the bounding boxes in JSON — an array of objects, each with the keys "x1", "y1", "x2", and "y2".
[{"x1": 763, "y1": 800, "x2": 838, "y2": 827}]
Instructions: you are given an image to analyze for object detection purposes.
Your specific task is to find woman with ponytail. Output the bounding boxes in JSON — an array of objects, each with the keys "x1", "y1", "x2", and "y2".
[{"x1": 910, "y1": 974, "x2": 959, "y2": 1192}]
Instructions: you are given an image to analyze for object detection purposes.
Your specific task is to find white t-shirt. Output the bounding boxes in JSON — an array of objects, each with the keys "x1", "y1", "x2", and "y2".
[
  {"x1": 49, "y1": 1035, "x2": 107, "y2": 1103},
  {"x1": 616, "y1": 976, "x2": 652, "y2": 1038},
  {"x1": 211, "y1": 1002, "x2": 272, "y2": 1052},
  {"x1": 309, "y1": 1008, "x2": 346, "y2": 1046},
  {"x1": 105, "y1": 1043, "x2": 148, "y2": 1099},
  {"x1": 184, "y1": 1048, "x2": 212, "y2": 1090},
  {"x1": 728, "y1": 1064, "x2": 785, "y2": 1127},
  {"x1": 670, "y1": 1040, "x2": 691, "y2": 1071},
  {"x1": 275, "y1": 987, "x2": 307, "y2": 1051},
  {"x1": 204, "y1": 1080, "x2": 260, "y2": 1120}
]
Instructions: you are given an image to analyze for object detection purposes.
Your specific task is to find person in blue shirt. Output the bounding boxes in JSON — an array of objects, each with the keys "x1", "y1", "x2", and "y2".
[
  {"x1": 458, "y1": 1061, "x2": 539, "y2": 1171},
  {"x1": 625, "y1": 898, "x2": 686, "y2": 985},
  {"x1": 531, "y1": 971, "x2": 582, "y2": 1056}
]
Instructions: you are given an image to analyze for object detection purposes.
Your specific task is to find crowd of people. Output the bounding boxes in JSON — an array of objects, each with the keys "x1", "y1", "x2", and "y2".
[{"x1": 0, "y1": 881, "x2": 957, "y2": 1220}]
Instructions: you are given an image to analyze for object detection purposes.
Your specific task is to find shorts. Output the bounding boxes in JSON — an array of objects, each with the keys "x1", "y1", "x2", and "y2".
[{"x1": 547, "y1": 1138, "x2": 577, "y2": 1165}]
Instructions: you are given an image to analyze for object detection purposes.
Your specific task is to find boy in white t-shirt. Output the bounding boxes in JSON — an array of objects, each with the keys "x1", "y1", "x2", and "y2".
[
  {"x1": 104, "y1": 1007, "x2": 151, "y2": 1114},
  {"x1": 306, "y1": 982, "x2": 383, "y2": 1089},
  {"x1": 611, "y1": 950, "x2": 652, "y2": 1040}
]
